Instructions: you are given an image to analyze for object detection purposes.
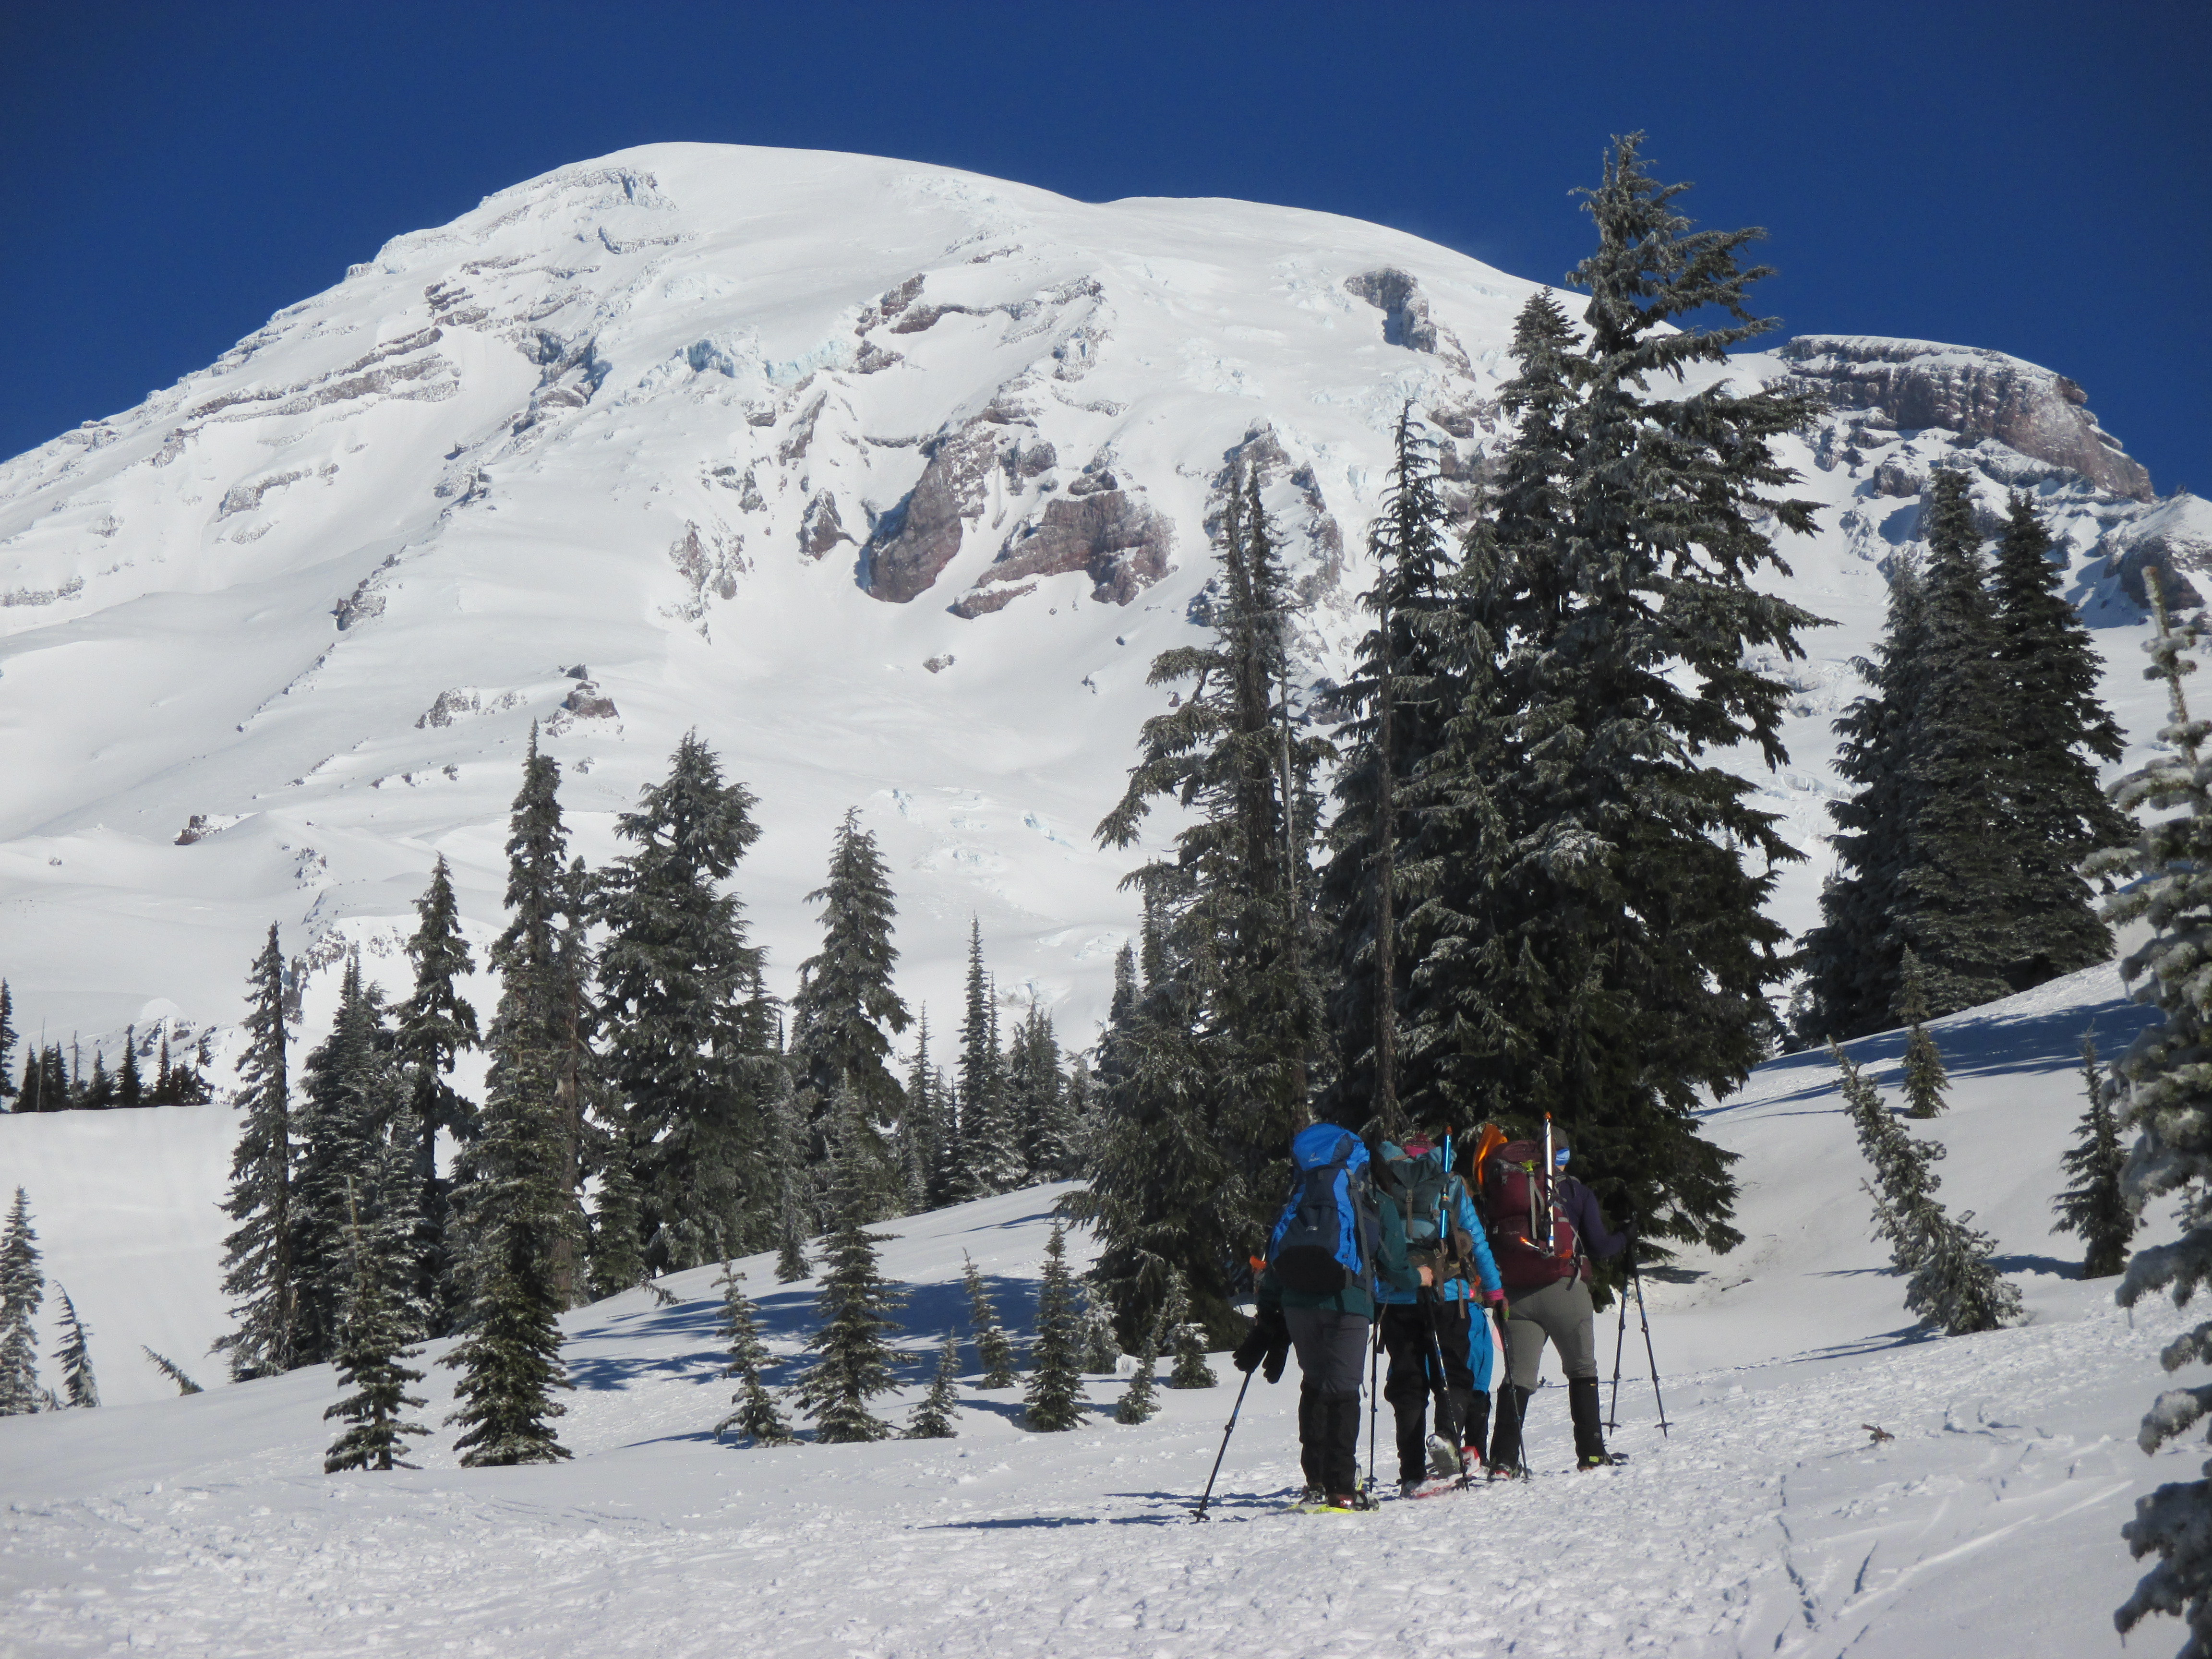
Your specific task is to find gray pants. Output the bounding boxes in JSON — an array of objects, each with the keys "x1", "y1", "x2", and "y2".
[{"x1": 1502, "y1": 1275, "x2": 1599, "y2": 1388}]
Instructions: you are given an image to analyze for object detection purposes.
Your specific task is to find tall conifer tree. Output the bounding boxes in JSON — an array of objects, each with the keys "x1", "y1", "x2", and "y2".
[
  {"x1": 791, "y1": 1099, "x2": 904, "y2": 1443},
  {"x1": 0, "y1": 981, "x2": 16, "y2": 1106},
  {"x1": 216, "y1": 924, "x2": 298, "y2": 1379},
  {"x1": 1023, "y1": 1224, "x2": 1085, "y2": 1431},
  {"x1": 598, "y1": 733, "x2": 773, "y2": 1271},
  {"x1": 324, "y1": 1190, "x2": 429, "y2": 1472},
  {"x1": 0, "y1": 1189, "x2": 43, "y2": 1415},
  {"x1": 2053, "y1": 1032, "x2": 2132, "y2": 1279},
  {"x1": 397, "y1": 855, "x2": 479, "y2": 1329},
  {"x1": 53, "y1": 1285, "x2": 97, "y2": 1408}
]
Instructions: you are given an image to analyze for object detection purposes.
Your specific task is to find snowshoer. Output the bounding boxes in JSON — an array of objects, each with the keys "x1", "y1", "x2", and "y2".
[
  {"x1": 1241, "y1": 1122, "x2": 1422, "y2": 1509},
  {"x1": 1373, "y1": 1133, "x2": 1504, "y2": 1495},
  {"x1": 1479, "y1": 1130, "x2": 1628, "y2": 1473}
]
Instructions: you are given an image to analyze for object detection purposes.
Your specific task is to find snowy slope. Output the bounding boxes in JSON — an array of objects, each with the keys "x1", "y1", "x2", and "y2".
[
  {"x1": 0, "y1": 143, "x2": 2193, "y2": 1069},
  {"x1": 0, "y1": 959, "x2": 2195, "y2": 1654}
]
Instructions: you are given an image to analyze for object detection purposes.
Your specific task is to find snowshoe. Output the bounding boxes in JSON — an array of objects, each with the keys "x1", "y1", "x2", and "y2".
[{"x1": 1425, "y1": 1435, "x2": 1462, "y2": 1478}]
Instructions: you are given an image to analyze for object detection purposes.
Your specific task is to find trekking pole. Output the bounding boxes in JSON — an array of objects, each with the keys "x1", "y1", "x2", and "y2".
[
  {"x1": 1629, "y1": 1254, "x2": 1671, "y2": 1438},
  {"x1": 1606, "y1": 1272, "x2": 1629, "y2": 1432},
  {"x1": 1418, "y1": 1289, "x2": 1465, "y2": 1475},
  {"x1": 1193, "y1": 1368, "x2": 1256, "y2": 1521},
  {"x1": 1495, "y1": 1302, "x2": 1533, "y2": 1479},
  {"x1": 1365, "y1": 1322, "x2": 1382, "y2": 1493}
]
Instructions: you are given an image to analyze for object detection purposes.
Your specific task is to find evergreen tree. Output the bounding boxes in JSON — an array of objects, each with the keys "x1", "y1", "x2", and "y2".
[
  {"x1": 0, "y1": 1189, "x2": 43, "y2": 1414},
  {"x1": 444, "y1": 737, "x2": 580, "y2": 1467},
  {"x1": 1011, "y1": 1007, "x2": 1082, "y2": 1181},
  {"x1": 396, "y1": 855, "x2": 480, "y2": 1331},
  {"x1": 924, "y1": 1062, "x2": 962, "y2": 1207},
  {"x1": 2084, "y1": 573, "x2": 2212, "y2": 1652},
  {"x1": 1163, "y1": 1269, "x2": 1216, "y2": 1389},
  {"x1": 774, "y1": 1214, "x2": 811, "y2": 1284},
  {"x1": 0, "y1": 980, "x2": 15, "y2": 1106},
  {"x1": 950, "y1": 922, "x2": 1023, "y2": 1197},
  {"x1": 712, "y1": 1261, "x2": 794, "y2": 1445},
  {"x1": 52, "y1": 1284, "x2": 97, "y2": 1408},
  {"x1": 1990, "y1": 489, "x2": 2127, "y2": 982},
  {"x1": 292, "y1": 955, "x2": 413, "y2": 1367},
  {"x1": 152, "y1": 1030, "x2": 174, "y2": 1106},
  {"x1": 770, "y1": 1079, "x2": 813, "y2": 1282},
  {"x1": 324, "y1": 1189, "x2": 430, "y2": 1472},
  {"x1": 141, "y1": 1346, "x2": 203, "y2": 1395},
  {"x1": 117, "y1": 1028, "x2": 143, "y2": 1108},
  {"x1": 791, "y1": 1103, "x2": 904, "y2": 1442},
  {"x1": 80, "y1": 1050, "x2": 113, "y2": 1110},
  {"x1": 1114, "y1": 1323, "x2": 1160, "y2": 1425},
  {"x1": 893, "y1": 1010, "x2": 942, "y2": 1212},
  {"x1": 598, "y1": 733, "x2": 774, "y2": 1273},
  {"x1": 215, "y1": 924, "x2": 298, "y2": 1380},
  {"x1": 962, "y1": 1252, "x2": 1018, "y2": 1388},
  {"x1": 1833, "y1": 1043, "x2": 2020, "y2": 1334},
  {"x1": 791, "y1": 808, "x2": 911, "y2": 1202},
  {"x1": 1023, "y1": 1223, "x2": 1084, "y2": 1431},
  {"x1": 1886, "y1": 469, "x2": 2021, "y2": 1014},
  {"x1": 905, "y1": 1334, "x2": 962, "y2": 1440},
  {"x1": 1077, "y1": 1277, "x2": 1120, "y2": 1374},
  {"x1": 2053, "y1": 1031, "x2": 2134, "y2": 1279},
  {"x1": 587, "y1": 1133, "x2": 648, "y2": 1299},
  {"x1": 1896, "y1": 951, "x2": 1949, "y2": 1119}
]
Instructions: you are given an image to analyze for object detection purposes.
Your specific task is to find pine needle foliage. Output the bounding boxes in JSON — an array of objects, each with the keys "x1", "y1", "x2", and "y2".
[
  {"x1": 1114, "y1": 1322, "x2": 1161, "y2": 1426},
  {"x1": 1897, "y1": 951, "x2": 1949, "y2": 1119},
  {"x1": 141, "y1": 1346, "x2": 203, "y2": 1395},
  {"x1": 587, "y1": 1136, "x2": 648, "y2": 1299},
  {"x1": 1023, "y1": 1224, "x2": 1085, "y2": 1431},
  {"x1": 324, "y1": 1192, "x2": 429, "y2": 1472},
  {"x1": 905, "y1": 1334, "x2": 962, "y2": 1440},
  {"x1": 962, "y1": 1253, "x2": 1018, "y2": 1388},
  {"x1": 1163, "y1": 1270, "x2": 1216, "y2": 1389},
  {"x1": 792, "y1": 1112, "x2": 904, "y2": 1443},
  {"x1": 712, "y1": 1262, "x2": 794, "y2": 1446},
  {"x1": 53, "y1": 1284, "x2": 96, "y2": 1408},
  {"x1": 215, "y1": 924, "x2": 297, "y2": 1380},
  {"x1": 1831, "y1": 1043, "x2": 2020, "y2": 1334},
  {"x1": 2082, "y1": 573, "x2": 2212, "y2": 1650},
  {"x1": 0, "y1": 1188, "x2": 43, "y2": 1414},
  {"x1": 397, "y1": 855, "x2": 479, "y2": 1331},
  {"x1": 2052, "y1": 1033, "x2": 2134, "y2": 1279}
]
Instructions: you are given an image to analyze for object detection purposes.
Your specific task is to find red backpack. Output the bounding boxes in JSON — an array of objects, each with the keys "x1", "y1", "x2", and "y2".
[{"x1": 1479, "y1": 1138, "x2": 1579, "y2": 1291}]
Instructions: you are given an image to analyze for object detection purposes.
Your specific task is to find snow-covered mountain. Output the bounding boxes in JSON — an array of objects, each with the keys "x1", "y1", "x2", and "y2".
[{"x1": 1, "y1": 143, "x2": 2203, "y2": 1063}]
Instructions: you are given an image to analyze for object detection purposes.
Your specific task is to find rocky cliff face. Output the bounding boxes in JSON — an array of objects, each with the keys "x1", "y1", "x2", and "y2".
[{"x1": 1781, "y1": 335, "x2": 2154, "y2": 501}]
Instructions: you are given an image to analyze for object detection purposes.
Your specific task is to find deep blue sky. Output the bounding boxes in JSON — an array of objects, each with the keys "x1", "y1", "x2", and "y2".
[{"x1": 6, "y1": 2, "x2": 2205, "y2": 491}]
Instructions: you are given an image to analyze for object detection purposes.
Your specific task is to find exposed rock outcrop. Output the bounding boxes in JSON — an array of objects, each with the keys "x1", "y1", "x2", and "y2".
[
  {"x1": 1344, "y1": 269, "x2": 1472, "y2": 375},
  {"x1": 865, "y1": 418, "x2": 1015, "y2": 603},
  {"x1": 953, "y1": 474, "x2": 1174, "y2": 616},
  {"x1": 1781, "y1": 336, "x2": 2153, "y2": 501},
  {"x1": 798, "y1": 491, "x2": 852, "y2": 560}
]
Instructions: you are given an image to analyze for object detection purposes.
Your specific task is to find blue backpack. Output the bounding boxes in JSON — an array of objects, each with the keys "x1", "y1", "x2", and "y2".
[{"x1": 1268, "y1": 1125, "x2": 1378, "y2": 1295}]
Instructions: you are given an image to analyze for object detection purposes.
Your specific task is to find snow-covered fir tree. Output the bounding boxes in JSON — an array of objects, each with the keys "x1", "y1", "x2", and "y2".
[
  {"x1": 141, "y1": 1346, "x2": 202, "y2": 1395},
  {"x1": 2052, "y1": 1032, "x2": 2134, "y2": 1279},
  {"x1": 215, "y1": 924, "x2": 298, "y2": 1380},
  {"x1": 53, "y1": 1284, "x2": 97, "y2": 1408},
  {"x1": 587, "y1": 1133, "x2": 648, "y2": 1299},
  {"x1": 324, "y1": 1189, "x2": 430, "y2": 1473},
  {"x1": 1076, "y1": 1276, "x2": 1120, "y2": 1374},
  {"x1": 905, "y1": 1334, "x2": 961, "y2": 1440},
  {"x1": 116, "y1": 1028, "x2": 143, "y2": 1108},
  {"x1": 893, "y1": 1010, "x2": 945, "y2": 1212},
  {"x1": 1833, "y1": 1044, "x2": 2019, "y2": 1334},
  {"x1": 0, "y1": 980, "x2": 15, "y2": 1106},
  {"x1": 1897, "y1": 951, "x2": 1949, "y2": 1119},
  {"x1": 949, "y1": 922, "x2": 1024, "y2": 1198},
  {"x1": 1010, "y1": 1006, "x2": 1081, "y2": 1181},
  {"x1": 962, "y1": 1251, "x2": 1018, "y2": 1388},
  {"x1": 395, "y1": 855, "x2": 480, "y2": 1331},
  {"x1": 1022, "y1": 1223, "x2": 1084, "y2": 1431},
  {"x1": 712, "y1": 1261, "x2": 793, "y2": 1446},
  {"x1": 597, "y1": 732, "x2": 775, "y2": 1272},
  {"x1": 80, "y1": 1049, "x2": 113, "y2": 1110},
  {"x1": 791, "y1": 807, "x2": 911, "y2": 1211},
  {"x1": 1114, "y1": 1317, "x2": 1160, "y2": 1426},
  {"x1": 0, "y1": 1188, "x2": 44, "y2": 1415},
  {"x1": 791, "y1": 1100, "x2": 904, "y2": 1443},
  {"x1": 2080, "y1": 573, "x2": 2212, "y2": 1651},
  {"x1": 1164, "y1": 1269, "x2": 1216, "y2": 1388}
]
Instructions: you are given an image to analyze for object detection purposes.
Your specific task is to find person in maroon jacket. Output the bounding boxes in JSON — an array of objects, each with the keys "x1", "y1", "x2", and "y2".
[{"x1": 1487, "y1": 1138, "x2": 1629, "y2": 1473}]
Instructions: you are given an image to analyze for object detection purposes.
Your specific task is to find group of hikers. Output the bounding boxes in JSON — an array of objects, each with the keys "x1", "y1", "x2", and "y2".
[{"x1": 1232, "y1": 1118, "x2": 1630, "y2": 1511}]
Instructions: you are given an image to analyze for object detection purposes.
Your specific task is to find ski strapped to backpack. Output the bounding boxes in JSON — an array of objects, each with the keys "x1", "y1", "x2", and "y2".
[
  {"x1": 1268, "y1": 1124, "x2": 1380, "y2": 1296},
  {"x1": 1375, "y1": 1131, "x2": 1480, "y2": 1286}
]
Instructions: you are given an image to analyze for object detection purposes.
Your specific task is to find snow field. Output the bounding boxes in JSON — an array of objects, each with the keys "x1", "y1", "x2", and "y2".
[{"x1": 0, "y1": 955, "x2": 2200, "y2": 1655}]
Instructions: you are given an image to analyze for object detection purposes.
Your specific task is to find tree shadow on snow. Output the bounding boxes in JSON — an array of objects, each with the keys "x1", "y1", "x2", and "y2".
[{"x1": 1989, "y1": 1251, "x2": 2086, "y2": 1280}]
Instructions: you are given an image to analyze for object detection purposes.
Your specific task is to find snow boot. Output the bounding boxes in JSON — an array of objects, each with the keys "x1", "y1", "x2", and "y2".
[
  {"x1": 1458, "y1": 1386, "x2": 1489, "y2": 1465},
  {"x1": 1298, "y1": 1388, "x2": 1329, "y2": 1493},
  {"x1": 1569, "y1": 1377, "x2": 1613, "y2": 1468},
  {"x1": 1489, "y1": 1382, "x2": 1530, "y2": 1476}
]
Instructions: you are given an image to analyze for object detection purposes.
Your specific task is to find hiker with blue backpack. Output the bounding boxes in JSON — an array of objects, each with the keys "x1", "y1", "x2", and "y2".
[
  {"x1": 1475, "y1": 1126, "x2": 1629, "y2": 1473},
  {"x1": 1236, "y1": 1121, "x2": 1424, "y2": 1511},
  {"x1": 1373, "y1": 1132, "x2": 1505, "y2": 1495}
]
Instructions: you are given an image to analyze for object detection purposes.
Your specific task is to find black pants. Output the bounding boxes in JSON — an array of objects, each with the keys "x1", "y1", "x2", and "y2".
[
  {"x1": 1380, "y1": 1301, "x2": 1487, "y2": 1482},
  {"x1": 1283, "y1": 1306, "x2": 1368, "y2": 1496}
]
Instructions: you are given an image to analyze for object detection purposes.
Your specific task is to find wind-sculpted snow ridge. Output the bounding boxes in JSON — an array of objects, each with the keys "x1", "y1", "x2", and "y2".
[
  {"x1": 0, "y1": 143, "x2": 2193, "y2": 1058},
  {"x1": 0, "y1": 958, "x2": 2191, "y2": 1653}
]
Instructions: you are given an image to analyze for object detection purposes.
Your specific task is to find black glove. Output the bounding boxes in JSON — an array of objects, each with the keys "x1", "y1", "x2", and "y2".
[{"x1": 1234, "y1": 1308, "x2": 1291, "y2": 1381}]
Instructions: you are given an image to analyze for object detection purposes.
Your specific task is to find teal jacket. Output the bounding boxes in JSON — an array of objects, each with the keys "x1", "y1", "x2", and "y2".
[{"x1": 1256, "y1": 1180, "x2": 1420, "y2": 1320}]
